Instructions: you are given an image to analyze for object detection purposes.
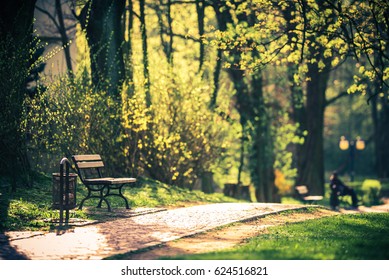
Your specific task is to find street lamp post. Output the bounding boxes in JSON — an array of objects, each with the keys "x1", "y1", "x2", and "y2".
[{"x1": 339, "y1": 136, "x2": 365, "y2": 182}]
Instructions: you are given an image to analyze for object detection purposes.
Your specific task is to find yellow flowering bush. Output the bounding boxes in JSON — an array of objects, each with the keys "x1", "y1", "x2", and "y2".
[{"x1": 122, "y1": 70, "x2": 231, "y2": 188}]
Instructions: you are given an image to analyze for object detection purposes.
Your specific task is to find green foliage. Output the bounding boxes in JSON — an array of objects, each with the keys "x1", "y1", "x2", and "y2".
[
  {"x1": 122, "y1": 69, "x2": 232, "y2": 188},
  {"x1": 168, "y1": 212, "x2": 389, "y2": 260},
  {"x1": 1, "y1": 173, "x2": 86, "y2": 231},
  {"x1": 7, "y1": 199, "x2": 57, "y2": 230},
  {"x1": 273, "y1": 113, "x2": 303, "y2": 193},
  {"x1": 0, "y1": 35, "x2": 31, "y2": 186},
  {"x1": 126, "y1": 177, "x2": 239, "y2": 208},
  {"x1": 381, "y1": 182, "x2": 389, "y2": 191},
  {"x1": 24, "y1": 0, "x2": 385, "y2": 200},
  {"x1": 212, "y1": 0, "x2": 388, "y2": 101},
  {"x1": 27, "y1": 73, "x2": 126, "y2": 174},
  {"x1": 361, "y1": 179, "x2": 382, "y2": 206},
  {"x1": 344, "y1": 1, "x2": 389, "y2": 98}
]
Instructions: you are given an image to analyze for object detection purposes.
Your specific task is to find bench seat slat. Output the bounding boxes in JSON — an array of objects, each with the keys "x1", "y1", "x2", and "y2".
[
  {"x1": 295, "y1": 185, "x2": 309, "y2": 195},
  {"x1": 76, "y1": 161, "x2": 104, "y2": 169},
  {"x1": 295, "y1": 185, "x2": 323, "y2": 204},
  {"x1": 73, "y1": 154, "x2": 102, "y2": 161},
  {"x1": 303, "y1": 195, "x2": 324, "y2": 201},
  {"x1": 84, "y1": 177, "x2": 137, "y2": 185}
]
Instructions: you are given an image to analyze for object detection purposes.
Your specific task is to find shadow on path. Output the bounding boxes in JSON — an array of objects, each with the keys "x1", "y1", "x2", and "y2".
[{"x1": 0, "y1": 234, "x2": 29, "y2": 260}]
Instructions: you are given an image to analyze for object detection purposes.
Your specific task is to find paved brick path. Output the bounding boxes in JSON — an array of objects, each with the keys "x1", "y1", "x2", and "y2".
[{"x1": 4, "y1": 203, "x2": 309, "y2": 260}]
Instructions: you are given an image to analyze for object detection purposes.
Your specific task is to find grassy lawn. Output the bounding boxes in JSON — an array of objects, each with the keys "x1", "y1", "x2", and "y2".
[
  {"x1": 0, "y1": 173, "x2": 240, "y2": 232},
  {"x1": 166, "y1": 212, "x2": 389, "y2": 260}
]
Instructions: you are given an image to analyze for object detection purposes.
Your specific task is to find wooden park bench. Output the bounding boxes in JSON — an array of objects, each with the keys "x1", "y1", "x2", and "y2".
[
  {"x1": 224, "y1": 183, "x2": 251, "y2": 201},
  {"x1": 72, "y1": 154, "x2": 136, "y2": 211},
  {"x1": 295, "y1": 185, "x2": 323, "y2": 204}
]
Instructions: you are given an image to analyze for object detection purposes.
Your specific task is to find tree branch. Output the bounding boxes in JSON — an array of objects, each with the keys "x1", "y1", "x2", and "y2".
[
  {"x1": 35, "y1": 5, "x2": 61, "y2": 31},
  {"x1": 326, "y1": 91, "x2": 348, "y2": 107}
]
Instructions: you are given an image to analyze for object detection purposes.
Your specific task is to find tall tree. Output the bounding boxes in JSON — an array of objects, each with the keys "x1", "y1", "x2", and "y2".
[
  {"x1": 249, "y1": 67, "x2": 277, "y2": 202},
  {"x1": 123, "y1": 0, "x2": 135, "y2": 95},
  {"x1": 140, "y1": 0, "x2": 151, "y2": 107},
  {"x1": 325, "y1": 0, "x2": 389, "y2": 178},
  {"x1": 196, "y1": 0, "x2": 205, "y2": 72},
  {"x1": 284, "y1": 0, "x2": 339, "y2": 195},
  {"x1": 210, "y1": 1, "x2": 227, "y2": 109},
  {"x1": 371, "y1": 48, "x2": 389, "y2": 179},
  {"x1": 212, "y1": 1, "x2": 278, "y2": 202},
  {"x1": 55, "y1": 0, "x2": 73, "y2": 75},
  {"x1": 363, "y1": 1, "x2": 389, "y2": 178},
  {"x1": 297, "y1": 56, "x2": 331, "y2": 195},
  {"x1": 77, "y1": 0, "x2": 126, "y2": 98},
  {"x1": 73, "y1": 0, "x2": 128, "y2": 175},
  {"x1": 0, "y1": 0, "x2": 37, "y2": 190}
]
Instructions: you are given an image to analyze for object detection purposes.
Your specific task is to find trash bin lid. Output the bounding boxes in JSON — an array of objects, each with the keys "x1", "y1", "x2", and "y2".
[{"x1": 52, "y1": 172, "x2": 78, "y2": 177}]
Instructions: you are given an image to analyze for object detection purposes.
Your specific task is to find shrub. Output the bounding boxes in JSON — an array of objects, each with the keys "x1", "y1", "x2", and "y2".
[
  {"x1": 122, "y1": 70, "x2": 232, "y2": 188},
  {"x1": 27, "y1": 68, "x2": 233, "y2": 190},
  {"x1": 361, "y1": 179, "x2": 382, "y2": 206},
  {"x1": 0, "y1": 36, "x2": 31, "y2": 188},
  {"x1": 27, "y1": 74, "x2": 126, "y2": 175}
]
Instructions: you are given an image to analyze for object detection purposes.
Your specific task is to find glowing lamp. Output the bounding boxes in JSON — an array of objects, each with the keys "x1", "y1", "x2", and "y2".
[
  {"x1": 339, "y1": 136, "x2": 349, "y2": 150},
  {"x1": 355, "y1": 137, "x2": 365, "y2": 150}
]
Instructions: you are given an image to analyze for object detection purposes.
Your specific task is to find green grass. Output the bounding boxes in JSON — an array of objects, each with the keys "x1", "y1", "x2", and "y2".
[
  {"x1": 166, "y1": 212, "x2": 389, "y2": 260},
  {"x1": 123, "y1": 176, "x2": 239, "y2": 207},
  {"x1": 0, "y1": 174, "x2": 240, "y2": 232}
]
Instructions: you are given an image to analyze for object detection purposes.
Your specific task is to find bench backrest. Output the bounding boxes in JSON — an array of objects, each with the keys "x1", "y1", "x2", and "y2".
[
  {"x1": 295, "y1": 185, "x2": 309, "y2": 196},
  {"x1": 72, "y1": 154, "x2": 104, "y2": 181}
]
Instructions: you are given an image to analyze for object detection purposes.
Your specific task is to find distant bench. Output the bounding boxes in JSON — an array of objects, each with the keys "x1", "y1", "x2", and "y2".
[
  {"x1": 295, "y1": 185, "x2": 323, "y2": 204},
  {"x1": 72, "y1": 154, "x2": 137, "y2": 211},
  {"x1": 224, "y1": 183, "x2": 251, "y2": 201}
]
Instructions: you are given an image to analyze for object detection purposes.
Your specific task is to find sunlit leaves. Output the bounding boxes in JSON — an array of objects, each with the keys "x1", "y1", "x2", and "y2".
[
  {"x1": 210, "y1": 0, "x2": 388, "y2": 100},
  {"x1": 122, "y1": 67, "x2": 231, "y2": 187},
  {"x1": 26, "y1": 74, "x2": 116, "y2": 165}
]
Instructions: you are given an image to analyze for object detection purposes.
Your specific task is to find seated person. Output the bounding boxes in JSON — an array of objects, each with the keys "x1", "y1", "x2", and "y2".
[{"x1": 329, "y1": 172, "x2": 358, "y2": 210}]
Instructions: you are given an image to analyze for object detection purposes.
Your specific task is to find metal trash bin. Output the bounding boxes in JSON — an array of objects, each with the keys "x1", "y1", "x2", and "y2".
[{"x1": 52, "y1": 172, "x2": 77, "y2": 209}]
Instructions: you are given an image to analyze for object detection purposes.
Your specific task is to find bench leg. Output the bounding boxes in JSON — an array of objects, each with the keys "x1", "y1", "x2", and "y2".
[
  {"x1": 80, "y1": 184, "x2": 131, "y2": 211},
  {"x1": 79, "y1": 186, "x2": 112, "y2": 211},
  {"x1": 97, "y1": 187, "x2": 112, "y2": 211},
  {"x1": 119, "y1": 185, "x2": 130, "y2": 209},
  {"x1": 97, "y1": 188, "x2": 106, "y2": 208},
  {"x1": 78, "y1": 188, "x2": 92, "y2": 210},
  {"x1": 103, "y1": 184, "x2": 131, "y2": 210},
  {"x1": 97, "y1": 197, "x2": 111, "y2": 211}
]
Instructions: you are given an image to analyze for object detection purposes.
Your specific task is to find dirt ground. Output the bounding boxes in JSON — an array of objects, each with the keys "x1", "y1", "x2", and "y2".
[{"x1": 123, "y1": 202, "x2": 389, "y2": 260}]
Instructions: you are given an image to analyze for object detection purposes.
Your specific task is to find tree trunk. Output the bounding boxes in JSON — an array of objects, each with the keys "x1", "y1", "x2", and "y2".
[
  {"x1": 292, "y1": 0, "x2": 334, "y2": 195},
  {"x1": 210, "y1": 3, "x2": 231, "y2": 109},
  {"x1": 376, "y1": 100, "x2": 389, "y2": 178},
  {"x1": 77, "y1": 0, "x2": 127, "y2": 175},
  {"x1": 212, "y1": 3, "x2": 277, "y2": 202},
  {"x1": 79, "y1": 0, "x2": 126, "y2": 98},
  {"x1": 210, "y1": 48, "x2": 223, "y2": 108},
  {"x1": 287, "y1": 63, "x2": 306, "y2": 179},
  {"x1": 166, "y1": 0, "x2": 173, "y2": 65},
  {"x1": 140, "y1": 0, "x2": 151, "y2": 107},
  {"x1": 124, "y1": 0, "x2": 135, "y2": 95},
  {"x1": 196, "y1": 0, "x2": 205, "y2": 72},
  {"x1": 155, "y1": 0, "x2": 173, "y2": 65},
  {"x1": 371, "y1": 69, "x2": 389, "y2": 179},
  {"x1": 250, "y1": 70, "x2": 277, "y2": 203},
  {"x1": 296, "y1": 61, "x2": 330, "y2": 195},
  {"x1": 55, "y1": 0, "x2": 73, "y2": 75}
]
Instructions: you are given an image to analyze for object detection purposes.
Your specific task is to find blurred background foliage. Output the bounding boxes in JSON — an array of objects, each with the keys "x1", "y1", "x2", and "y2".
[{"x1": 1, "y1": 0, "x2": 388, "y2": 205}]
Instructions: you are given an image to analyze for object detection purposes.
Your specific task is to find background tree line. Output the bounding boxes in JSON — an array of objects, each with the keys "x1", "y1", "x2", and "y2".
[{"x1": 0, "y1": 0, "x2": 388, "y2": 203}]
